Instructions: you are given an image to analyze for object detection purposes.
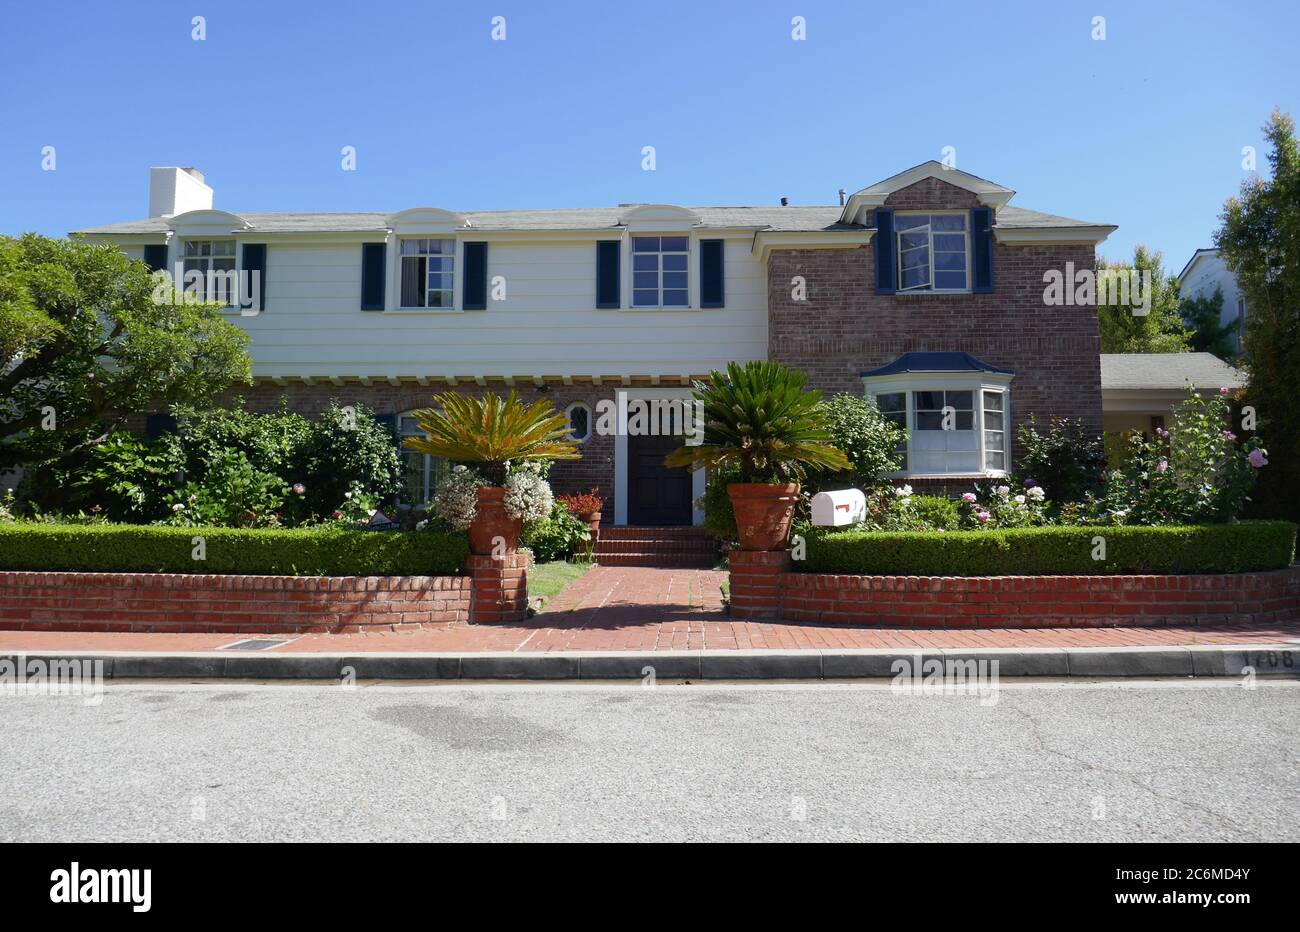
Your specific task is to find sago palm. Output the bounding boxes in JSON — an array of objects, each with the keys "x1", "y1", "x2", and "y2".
[
  {"x1": 404, "y1": 391, "x2": 581, "y2": 485},
  {"x1": 665, "y1": 361, "x2": 849, "y2": 483}
]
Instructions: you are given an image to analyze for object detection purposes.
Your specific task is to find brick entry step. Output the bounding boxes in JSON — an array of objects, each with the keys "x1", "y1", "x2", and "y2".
[{"x1": 594, "y1": 526, "x2": 720, "y2": 568}]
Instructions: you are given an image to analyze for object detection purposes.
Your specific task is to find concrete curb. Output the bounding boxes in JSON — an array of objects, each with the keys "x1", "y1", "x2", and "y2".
[{"x1": 2, "y1": 644, "x2": 1297, "y2": 681}]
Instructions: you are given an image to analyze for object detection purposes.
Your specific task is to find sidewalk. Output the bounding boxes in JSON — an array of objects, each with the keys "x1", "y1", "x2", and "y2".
[{"x1": 1, "y1": 566, "x2": 1296, "y2": 678}]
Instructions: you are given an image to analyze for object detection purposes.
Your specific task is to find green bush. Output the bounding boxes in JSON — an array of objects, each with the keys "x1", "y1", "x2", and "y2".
[
  {"x1": 520, "y1": 501, "x2": 590, "y2": 563},
  {"x1": 801, "y1": 521, "x2": 1296, "y2": 576},
  {"x1": 903, "y1": 494, "x2": 960, "y2": 531},
  {"x1": 0, "y1": 523, "x2": 469, "y2": 576},
  {"x1": 814, "y1": 393, "x2": 905, "y2": 486}
]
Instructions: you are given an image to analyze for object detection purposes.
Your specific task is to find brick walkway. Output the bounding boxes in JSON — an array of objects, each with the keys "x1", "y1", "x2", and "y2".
[{"x1": 1, "y1": 566, "x2": 1297, "y2": 655}]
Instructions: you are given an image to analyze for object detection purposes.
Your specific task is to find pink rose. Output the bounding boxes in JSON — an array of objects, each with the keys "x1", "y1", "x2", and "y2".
[
  {"x1": 1248, "y1": 449, "x2": 1269, "y2": 468},
  {"x1": 962, "y1": 492, "x2": 978, "y2": 503},
  {"x1": 1157, "y1": 459, "x2": 1169, "y2": 473},
  {"x1": 976, "y1": 511, "x2": 991, "y2": 523},
  {"x1": 1219, "y1": 387, "x2": 1230, "y2": 395}
]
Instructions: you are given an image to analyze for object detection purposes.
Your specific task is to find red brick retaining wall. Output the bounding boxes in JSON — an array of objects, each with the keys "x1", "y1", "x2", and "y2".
[
  {"x1": 0, "y1": 571, "x2": 472, "y2": 634},
  {"x1": 729, "y1": 552, "x2": 1300, "y2": 628}
]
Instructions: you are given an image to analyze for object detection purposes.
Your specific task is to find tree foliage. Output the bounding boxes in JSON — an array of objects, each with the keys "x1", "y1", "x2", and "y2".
[
  {"x1": 1096, "y1": 245, "x2": 1191, "y2": 354},
  {"x1": 1215, "y1": 108, "x2": 1300, "y2": 521},
  {"x1": 0, "y1": 234, "x2": 251, "y2": 470},
  {"x1": 1178, "y1": 287, "x2": 1239, "y2": 358}
]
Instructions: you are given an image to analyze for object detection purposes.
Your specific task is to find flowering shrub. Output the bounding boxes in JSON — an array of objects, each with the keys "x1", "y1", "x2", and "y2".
[
  {"x1": 558, "y1": 487, "x2": 604, "y2": 517},
  {"x1": 1016, "y1": 416, "x2": 1106, "y2": 510},
  {"x1": 431, "y1": 466, "x2": 485, "y2": 531},
  {"x1": 521, "y1": 501, "x2": 591, "y2": 562},
  {"x1": 1080, "y1": 388, "x2": 1266, "y2": 525},
  {"x1": 957, "y1": 480, "x2": 1051, "y2": 530},
  {"x1": 161, "y1": 450, "x2": 289, "y2": 528},
  {"x1": 504, "y1": 462, "x2": 554, "y2": 523}
]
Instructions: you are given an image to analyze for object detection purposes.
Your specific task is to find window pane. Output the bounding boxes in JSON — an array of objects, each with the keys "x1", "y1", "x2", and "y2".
[
  {"x1": 633, "y1": 254, "x2": 658, "y2": 271},
  {"x1": 663, "y1": 271, "x2": 687, "y2": 289},
  {"x1": 935, "y1": 270, "x2": 967, "y2": 289},
  {"x1": 984, "y1": 411, "x2": 1004, "y2": 431},
  {"x1": 663, "y1": 289, "x2": 688, "y2": 306},
  {"x1": 983, "y1": 390, "x2": 1003, "y2": 411},
  {"x1": 946, "y1": 391, "x2": 973, "y2": 410},
  {"x1": 184, "y1": 241, "x2": 201, "y2": 257},
  {"x1": 876, "y1": 392, "x2": 905, "y2": 412},
  {"x1": 985, "y1": 451, "x2": 1005, "y2": 470},
  {"x1": 954, "y1": 412, "x2": 974, "y2": 430},
  {"x1": 633, "y1": 271, "x2": 658, "y2": 289},
  {"x1": 400, "y1": 239, "x2": 421, "y2": 255},
  {"x1": 933, "y1": 234, "x2": 965, "y2": 252},
  {"x1": 660, "y1": 236, "x2": 688, "y2": 252},
  {"x1": 633, "y1": 289, "x2": 658, "y2": 306},
  {"x1": 984, "y1": 430, "x2": 1004, "y2": 450},
  {"x1": 894, "y1": 215, "x2": 928, "y2": 231},
  {"x1": 934, "y1": 251, "x2": 966, "y2": 271},
  {"x1": 213, "y1": 241, "x2": 236, "y2": 256},
  {"x1": 662, "y1": 253, "x2": 687, "y2": 271},
  {"x1": 632, "y1": 237, "x2": 659, "y2": 252},
  {"x1": 401, "y1": 256, "x2": 425, "y2": 306},
  {"x1": 914, "y1": 391, "x2": 944, "y2": 410},
  {"x1": 402, "y1": 451, "x2": 425, "y2": 503},
  {"x1": 428, "y1": 289, "x2": 452, "y2": 308},
  {"x1": 901, "y1": 267, "x2": 930, "y2": 288},
  {"x1": 916, "y1": 411, "x2": 944, "y2": 430},
  {"x1": 900, "y1": 248, "x2": 929, "y2": 270},
  {"x1": 900, "y1": 232, "x2": 928, "y2": 251},
  {"x1": 931, "y1": 215, "x2": 966, "y2": 231},
  {"x1": 569, "y1": 406, "x2": 590, "y2": 441}
]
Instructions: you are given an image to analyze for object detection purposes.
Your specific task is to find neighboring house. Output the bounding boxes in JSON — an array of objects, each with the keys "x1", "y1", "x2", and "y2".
[
  {"x1": 1178, "y1": 247, "x2": 1247, "y2": 353},
  {"x1": 76, "y1": 161, "x2": 1116, "y2": 524},
  {"x1": 1100, "y1": 352, "x2": 1247, "y2": 436}
]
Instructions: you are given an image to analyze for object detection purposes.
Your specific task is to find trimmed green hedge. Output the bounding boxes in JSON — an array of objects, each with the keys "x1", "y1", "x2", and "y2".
[
  {"x1": 801, "y1": 521, "x2": 1297, "y2": 576},
  {"x1": 0, "y1": 523, "x2": 470, "y2": 577}
]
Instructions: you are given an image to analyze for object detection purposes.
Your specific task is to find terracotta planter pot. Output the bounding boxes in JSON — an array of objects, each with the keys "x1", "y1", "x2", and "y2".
[
  {"x1": 468, "y1": 486, "x2": 522, "y2": 555},
  {"x1": 728, "y1": 483, "x2": 801, "y2": 551},
  {"x1": 579, "y1": 511, "x2": 601, "y2": 541}
]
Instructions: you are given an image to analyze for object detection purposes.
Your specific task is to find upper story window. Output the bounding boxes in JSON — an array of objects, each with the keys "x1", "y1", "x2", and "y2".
[
  {"x1": 182, "y1": 240, "x2": 236, "y2": 305},
  {"x1": 632, "y1": 236, "x2": 689, "y2": 307},
  {"x1": 896, "y1": 213, "x2": 968, "y2": 292},
  {"x1": 400, "y1": 238, "x2": 455, "y2": 309}
]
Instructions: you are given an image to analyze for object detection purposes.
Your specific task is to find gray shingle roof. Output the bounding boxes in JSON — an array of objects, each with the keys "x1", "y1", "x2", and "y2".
[
  {"x1": 74, "y1": 204, "x2": 1104, "y2": 236},
  {"x1": 1099, "y1": 353, "x2": 1246, "y2": 391}
]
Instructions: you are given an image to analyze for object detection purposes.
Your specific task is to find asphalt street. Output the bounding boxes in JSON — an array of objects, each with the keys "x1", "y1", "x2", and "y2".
[{"x1": 2, "y1": 679, "x2": 1296, "y2": 842}]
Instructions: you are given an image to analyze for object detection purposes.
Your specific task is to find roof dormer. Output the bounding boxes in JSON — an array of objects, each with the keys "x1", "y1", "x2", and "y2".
[
  {"x1": 839, "y1": 161, "x2": 1015, "y2": 225},
  {"x1": 386, "y1": 207, "x2": 470, "y2": 235}
]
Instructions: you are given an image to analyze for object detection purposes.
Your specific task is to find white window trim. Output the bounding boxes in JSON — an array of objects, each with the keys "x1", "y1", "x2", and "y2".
[
  {"x1": 565, "y1": 401, "x2": 593, "y2": 443},
  {"x1": 180, "y1": 238, "x2": 239, "y2": 308},
  {"x1": 625, "y1": 232, "x2": 695, "y2": 310},
  {"x1": 397, "y1": 412, "x2": 450, "y2": 507},
  {"x1": 391, "y1": 236, "x2": 462, "y2": 313},
  {"x1": 895, "y1": 210, "x2": 972, "y2": 295},
  {"x1": 863, "y1": 372, "x2": 1013, "y2": 478}
]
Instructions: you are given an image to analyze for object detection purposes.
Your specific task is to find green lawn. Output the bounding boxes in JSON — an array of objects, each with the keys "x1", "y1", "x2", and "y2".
[{"x1": 528, "y1": 560, "x2": 593, "y2": 603}]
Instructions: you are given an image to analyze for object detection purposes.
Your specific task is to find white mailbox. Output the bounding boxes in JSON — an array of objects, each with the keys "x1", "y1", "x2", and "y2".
[{"x1": 811, "y1": 489, "x2": 867, "y2": 527}]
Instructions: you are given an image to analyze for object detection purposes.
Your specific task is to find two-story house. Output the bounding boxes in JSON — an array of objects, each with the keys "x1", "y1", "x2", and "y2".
[{"x1": 76, "y1": 161, "x2": 1116, "y2": 526}]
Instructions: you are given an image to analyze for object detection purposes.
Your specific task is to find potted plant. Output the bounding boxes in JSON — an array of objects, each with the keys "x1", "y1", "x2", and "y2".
[
  {"x1": 404, "y1": 391, "x2": 580, "y2": 554},
  {"x1": 558, "y1": 487, "x2": 604, "y2": 539},
  {"x1": 666, "y1": 361, "x2": 849, "y2": 550}
]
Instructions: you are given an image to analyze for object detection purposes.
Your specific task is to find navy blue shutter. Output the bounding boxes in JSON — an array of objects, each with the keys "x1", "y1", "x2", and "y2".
[
  {"x1": 874, "y1": 209, "x2": 896, "y2": 294},
  {"x1": 361, "y1": 243, "x2": 386, "y2": 310},
  {"x1": 241, "y1": 243, "x2": 267, "y2": 311},
  {"x1": 142, "y1": 244, "x2": 167, "y2": 273},
  {"x1": 596, "y1": 241, "x2": 620, "y2": 308},
  {"x1": 463, "y1": 242, "x2": 488, "y2": 309},
  {"x1": 971, "y1": 207, "x2": 994, "y2": 293},
  {"x1": 700, "y1": 239, "x2": 725, "y2": 308},
  {"x1": 145, "y1": 414, "x2": 177, "y2": 438}
]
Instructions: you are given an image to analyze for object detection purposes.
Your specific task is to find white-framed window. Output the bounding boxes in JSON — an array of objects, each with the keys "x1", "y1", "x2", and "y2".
[
  {"x1": 399, "y1": 238, "x2": 456, "y2": 308},
  {"x1": 632, "y1": 235, "x2": 689, "y2": 307},
  {"x1": 566, "y1": 402, "x2": 592, "y2": 443},
  {"x1": 867, "y1": 378, "x2": 1011, "y2": 476},
  {"x1": 896, "y1": 213, "x2": 969, "y2": 292},
  {"x1": 399, "y1": 414, "x2": 451, "y2": 505},
  {"x1": 182, "y1": 239, "x2": 237, "y2": 305}
]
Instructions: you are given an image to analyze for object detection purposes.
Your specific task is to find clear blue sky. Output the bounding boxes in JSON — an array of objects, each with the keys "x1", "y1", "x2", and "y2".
[{"x1": 2, "y1": 0, "x2": 1296, "y2": 270}]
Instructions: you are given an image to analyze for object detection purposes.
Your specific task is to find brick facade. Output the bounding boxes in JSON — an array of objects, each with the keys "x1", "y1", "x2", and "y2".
[
  {"x1": 767, "y1": 177, "x2": 1103, "y2": 470},
  {"x1": 728, "y1": 559, "x2": 1300, "y2": 629}
]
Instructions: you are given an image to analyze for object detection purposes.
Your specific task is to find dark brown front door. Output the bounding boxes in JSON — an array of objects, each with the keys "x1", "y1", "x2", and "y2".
[{"x1": 628, "y1": 432, "x2": 693, "y2": 525}]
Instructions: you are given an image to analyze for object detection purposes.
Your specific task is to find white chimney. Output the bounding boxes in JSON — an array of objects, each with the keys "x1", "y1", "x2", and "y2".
[{"x1": 149, "y1": 166, "x2": 213, "y2": 218}]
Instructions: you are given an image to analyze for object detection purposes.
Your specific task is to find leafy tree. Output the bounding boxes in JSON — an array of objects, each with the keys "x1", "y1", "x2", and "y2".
[
  {"x1": 1178, "y1": 287, "x2": 1239, "y2": 358},
  {"x1": 1096, "y1": 245, "x2": 1191, "y2": 353},
  {"x1": 1016, "y1": 416, "x2": 1106, "y2": 509},
  {"x1": 1215, "y1": 108, "x2": 1300, "y2": 521},
  {"x1": 0, "y1": 234, "x2": 251, "y2": 470},
  {"x1": 814, "y1": 393, "x2": 904, "y2": 487}
]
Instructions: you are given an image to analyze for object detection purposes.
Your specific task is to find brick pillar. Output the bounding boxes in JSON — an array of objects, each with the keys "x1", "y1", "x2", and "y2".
[
  {"x1": 467, "y1": 553, "x2": 530, "y2": 624},
  {"x1": 728, "y1": 550, "x2": 791, "y2": 620}
]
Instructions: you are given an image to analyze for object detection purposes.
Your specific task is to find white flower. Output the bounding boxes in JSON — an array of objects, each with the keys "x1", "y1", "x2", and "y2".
[
  {"x1": 171, "y1": 503, "x2": 185, "y2": 512},
  {"x1": 996, "y1": 485, "x2": 1011, "y2": 498},
  {"x1": 415, "y1": 519, "x2": 428, "y2": 531},
  {"x1": 432, "y1": 469, "x2": 484, "y2": 531},
  {"x1": 895, "y1": 484, "x2": 913, "y2": 498},
  {"x1": 1014, "y1": 494, "x2": 1026, "y2": 505},
  {"x1": 1026, "y1": 486, "x2": 1046, "y2": 502},
  {"x1": 344, "y1": 491, "x2": 353, "y2": 499},
  {"x1": 504, "y1": 465, "x2": 554, "y2": 523}
]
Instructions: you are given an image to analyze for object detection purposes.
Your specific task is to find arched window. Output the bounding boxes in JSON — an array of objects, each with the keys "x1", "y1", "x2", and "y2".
[{"x1": 566, "y1": 402, "x2": 592, "y2": 443}]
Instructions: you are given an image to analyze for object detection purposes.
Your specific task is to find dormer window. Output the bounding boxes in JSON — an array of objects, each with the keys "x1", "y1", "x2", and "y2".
[
  {"x1": 896, "y1": 213, "x2": 969, "y2": 292},
  {"x1": 182, "y1": 239, "x2": 237, "y2": 305},
  {"x1": 400, "y1": 238, "x2": 455, "y2": 308}
]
